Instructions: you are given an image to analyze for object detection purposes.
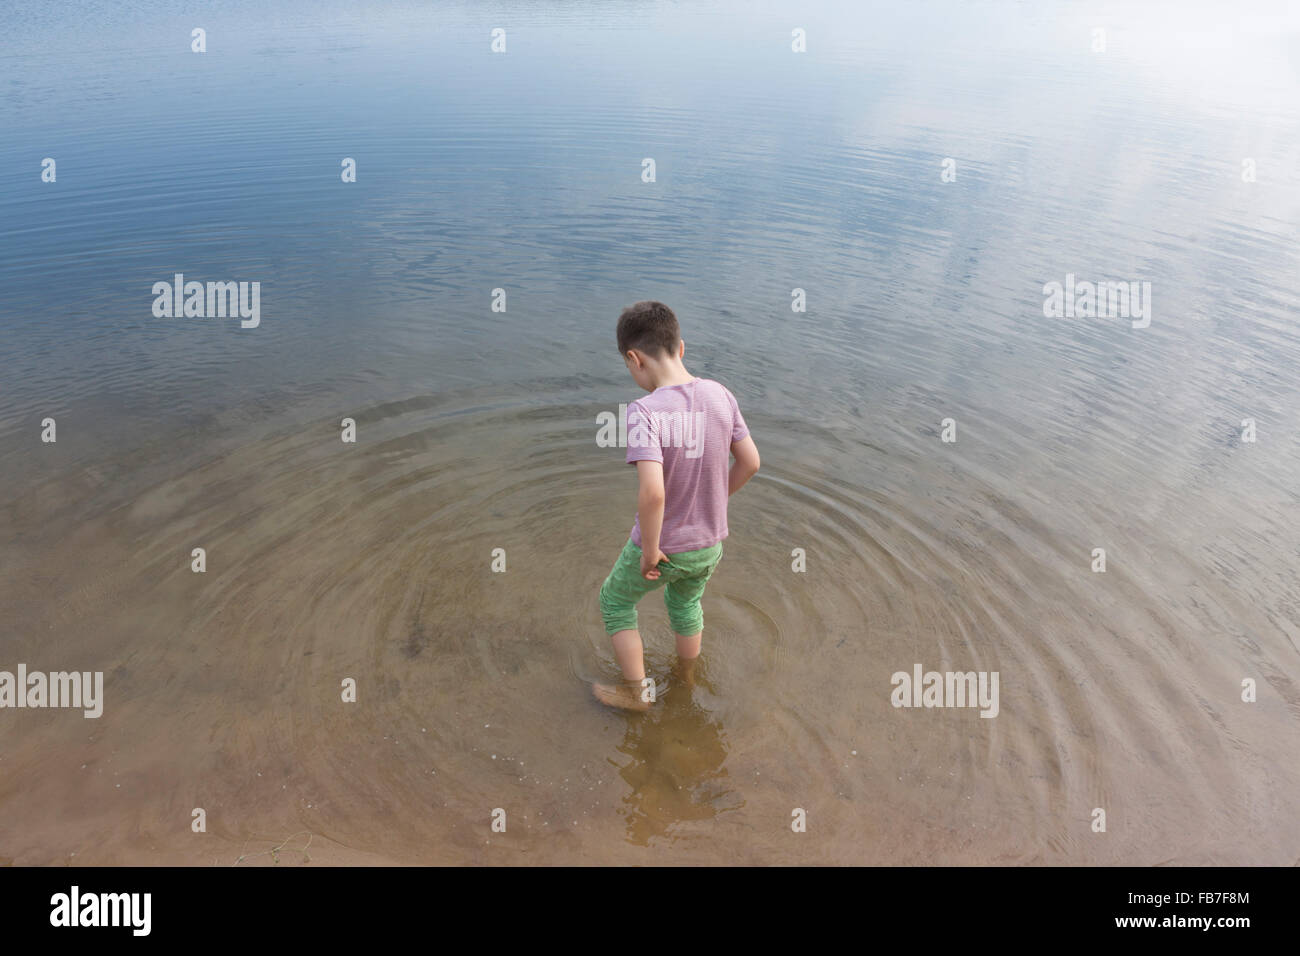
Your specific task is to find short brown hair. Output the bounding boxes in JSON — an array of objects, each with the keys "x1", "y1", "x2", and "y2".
[{"x1": 616, "y1": 301, "x2": 680, "y2": 358}]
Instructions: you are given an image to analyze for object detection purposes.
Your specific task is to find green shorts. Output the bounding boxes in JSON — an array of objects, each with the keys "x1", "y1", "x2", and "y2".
[{"x1": 598, "y1": 538, "x2": 724, "y2": 636}]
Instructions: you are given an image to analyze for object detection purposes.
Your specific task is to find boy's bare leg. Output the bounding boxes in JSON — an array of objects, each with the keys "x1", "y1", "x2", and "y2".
[
  {"x1": 674, "y1": 630, "x2": 701, "y2": 687},
  {"x1": 592, "y1": 629, "x2": 651, "y2": 710},
  {"x1": 610, "y1": 629, "x2": 646, "y2": 680}
]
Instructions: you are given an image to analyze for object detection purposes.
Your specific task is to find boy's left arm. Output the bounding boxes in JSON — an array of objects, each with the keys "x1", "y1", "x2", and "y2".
[{"x1": 635, "y1": 460, "x2": 668, "y2": 579}]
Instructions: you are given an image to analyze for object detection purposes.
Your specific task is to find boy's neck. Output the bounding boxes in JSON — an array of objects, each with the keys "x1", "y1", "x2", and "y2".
[{"x1": 647, "y1": 358, "x2": 695, "y2": 390}]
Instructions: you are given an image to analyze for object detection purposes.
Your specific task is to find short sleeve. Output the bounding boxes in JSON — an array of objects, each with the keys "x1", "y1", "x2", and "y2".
[
  {"x1": 625, "y1": 400, "x2": 663, "y2": 464},
  {"x1": 725, "y1": 387, "x2": 750, "y2": 442}
]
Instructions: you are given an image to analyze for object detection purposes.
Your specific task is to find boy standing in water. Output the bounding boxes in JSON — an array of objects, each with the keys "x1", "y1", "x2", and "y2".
[{"x1": 593, "y1": 301, "x2": 761, "y2": 710}]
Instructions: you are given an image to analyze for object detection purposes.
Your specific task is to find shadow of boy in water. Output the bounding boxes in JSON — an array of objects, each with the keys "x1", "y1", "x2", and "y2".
[{"x1": 606, "y1": 656, "x2": 744, "y2": 846}]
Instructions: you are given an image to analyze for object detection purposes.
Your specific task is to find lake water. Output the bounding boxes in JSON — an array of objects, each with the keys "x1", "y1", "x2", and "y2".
[{"x1": 2, "y1": 0, "x2": 1298, "y2": 864}]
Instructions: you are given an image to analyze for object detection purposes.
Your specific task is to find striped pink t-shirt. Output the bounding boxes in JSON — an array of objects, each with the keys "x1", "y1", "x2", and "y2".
[{"x1": 625, "y1": 377, "x2": 749, "y2": 553}]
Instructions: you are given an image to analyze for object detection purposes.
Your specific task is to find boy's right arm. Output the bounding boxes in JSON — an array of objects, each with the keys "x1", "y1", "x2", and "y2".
[{"x1": 728, "y1": 435, "x2": 760, "y2": 495}]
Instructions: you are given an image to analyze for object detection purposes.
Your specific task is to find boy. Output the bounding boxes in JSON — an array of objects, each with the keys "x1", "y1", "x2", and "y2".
[{"x1": 593, "y1": 301, "x2": 760, "y2": 710}]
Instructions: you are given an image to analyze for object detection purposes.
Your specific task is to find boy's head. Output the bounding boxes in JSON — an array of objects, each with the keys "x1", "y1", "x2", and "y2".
[{"x1": 617, "y1": 301, "x2": 684, "y2": 389}]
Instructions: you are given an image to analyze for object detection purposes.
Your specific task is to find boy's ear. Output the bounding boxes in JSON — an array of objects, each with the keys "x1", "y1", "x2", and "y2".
[{"x1": 677, "y1": 339, "x2": 685, "y2": 359}]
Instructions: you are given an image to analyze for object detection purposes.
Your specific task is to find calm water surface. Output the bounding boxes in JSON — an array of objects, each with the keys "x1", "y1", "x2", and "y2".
[{"x1": 1, "y1": 0, "x2": 1299, "y2": 864}]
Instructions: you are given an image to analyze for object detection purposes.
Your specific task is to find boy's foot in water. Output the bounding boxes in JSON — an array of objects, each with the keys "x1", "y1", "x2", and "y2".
[{"x1": 592, "y1": 679, "x2": 653, "y2": 711}]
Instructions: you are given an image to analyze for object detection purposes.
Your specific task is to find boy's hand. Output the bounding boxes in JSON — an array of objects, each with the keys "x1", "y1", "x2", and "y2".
[{"x1": 640, "y1": 548, "x2": 669, "y2": 580}]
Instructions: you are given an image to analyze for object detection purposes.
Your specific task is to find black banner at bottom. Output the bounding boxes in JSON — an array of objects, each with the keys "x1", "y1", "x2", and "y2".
[{"x1": 0, "y1": 864, "x2": 1281, "y2": 943}]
